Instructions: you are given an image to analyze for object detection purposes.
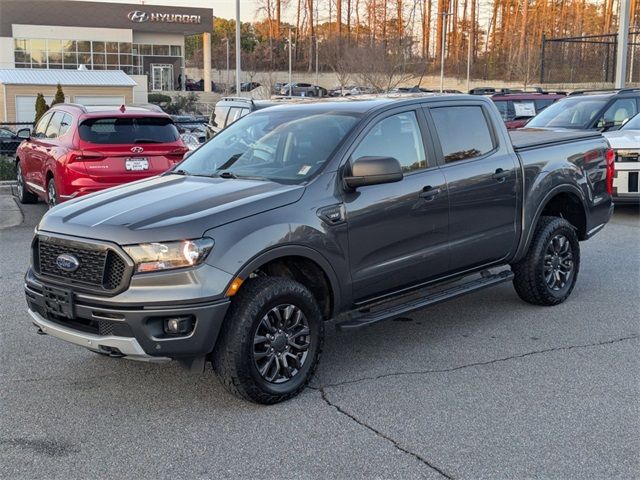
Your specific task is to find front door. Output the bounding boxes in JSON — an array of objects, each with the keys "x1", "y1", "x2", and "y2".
[
  {"x1": 342, "y1": 109, "x2": 449, "y2": 301},
  {"x1": 152, "y1": 65, "x2": 173, "y2": 91},
  {"x1": 425, "y1": 102, "x2": 519, "y2": 272}
]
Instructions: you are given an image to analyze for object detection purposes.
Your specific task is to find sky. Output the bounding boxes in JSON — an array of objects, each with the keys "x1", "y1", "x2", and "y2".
[{"x1": 73, "y1": 0, "x2": 260, "y2": 21}]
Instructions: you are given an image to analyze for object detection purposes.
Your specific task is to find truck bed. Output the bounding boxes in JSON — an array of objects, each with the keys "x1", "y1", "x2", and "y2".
[{"x1": 509, "y1": 129, "x2": 602, "y2": 151}]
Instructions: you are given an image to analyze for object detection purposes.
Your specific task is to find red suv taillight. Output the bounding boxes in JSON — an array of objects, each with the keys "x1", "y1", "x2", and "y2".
[
  {"x1": 167, "y1": 147, "x2": 189, "y2": 162},
  {"x1": 68, "y1": 150, "x2": 105, "y2": 163},
  {"x1": 605, "y1": 148, "x2": 615, "y2": 195}
]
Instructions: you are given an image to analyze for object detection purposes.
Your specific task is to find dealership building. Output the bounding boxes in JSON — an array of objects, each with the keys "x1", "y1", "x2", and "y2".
[{"x1": 0, "y1": 0, "x2": 214, "y2": 113}]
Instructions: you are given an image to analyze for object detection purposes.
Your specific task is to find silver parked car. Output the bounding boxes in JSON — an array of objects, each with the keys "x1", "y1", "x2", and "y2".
[{"x1": 279, "y1": 82, "x2": 319, "y2": 97}]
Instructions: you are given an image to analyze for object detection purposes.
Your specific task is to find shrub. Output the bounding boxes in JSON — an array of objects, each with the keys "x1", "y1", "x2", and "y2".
[
  {"x1": 34, "y1": 94, "x2": 49, "y2": 124},
  {"x1": 51, "y1": 83, "x2": 65, "y2": 105},
  {"x1": 163, "y1": 93, "x2": 201, "y2": 115},
  {"x1": 148, "y1": 93, "x2": 172, "y2": 106}
]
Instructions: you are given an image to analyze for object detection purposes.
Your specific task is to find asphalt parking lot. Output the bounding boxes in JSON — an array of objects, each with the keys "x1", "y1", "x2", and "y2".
[{"x1": 1, "y1": 200, "x2": 638, "y2": 480}]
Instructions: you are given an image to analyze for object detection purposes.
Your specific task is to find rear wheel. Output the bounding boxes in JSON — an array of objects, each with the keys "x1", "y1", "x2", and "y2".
[
  {"x1": 213, "y1": 276, "x2": 324, "y2": 404},
  {"x1": 16, "y1": 162, "x2": 37, "y2": 204},
  {"x1": 46, "y1": 177, "x2": 58, "y2": 208},
  {"x1": 512, "y1": 216, "x2": 580, "y2": 306}
]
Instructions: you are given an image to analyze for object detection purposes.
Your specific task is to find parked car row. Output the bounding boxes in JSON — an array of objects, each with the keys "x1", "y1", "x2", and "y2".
[{"x1": 12, "y1": 87, "x2": 640, "y2": 208}]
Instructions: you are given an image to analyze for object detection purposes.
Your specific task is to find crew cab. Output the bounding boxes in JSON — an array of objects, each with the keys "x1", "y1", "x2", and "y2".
[
  {"x1": 15, "y1": 104, "x2": 188, "y2": 207},
  {"x1": 25, "y1": 95, "x2": 614, "y2": 404}
]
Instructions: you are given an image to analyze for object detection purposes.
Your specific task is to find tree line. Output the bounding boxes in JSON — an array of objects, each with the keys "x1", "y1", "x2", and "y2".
[{"x1": 185, "y1": 0, "x2": 639, "y2": 85}]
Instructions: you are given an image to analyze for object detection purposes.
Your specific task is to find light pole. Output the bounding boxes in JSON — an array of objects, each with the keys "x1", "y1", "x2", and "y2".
[
  {"x1": 614, "y1": 0, "x2": 630, "y2": 88},
  {"x1": 288, "y1": 29, "x2": 293, "y2": 96},
  {"x1": 222, "y1": 38, "x2": 230, "y2": 92},
  {"x1": 315, "y1": 36, "x2": 319, "y2": 87},
  {"x1": 235, "y1": 0, "x2": 241, "y2": 96},
  {"x1": 440, "y1": 11, "x2": 452, "y2": 93}
]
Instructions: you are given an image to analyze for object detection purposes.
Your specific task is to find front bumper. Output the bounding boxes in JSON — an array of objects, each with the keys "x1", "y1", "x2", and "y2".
[{"x1": 25, "y1": 269, "x2": 231, "y2": 361}]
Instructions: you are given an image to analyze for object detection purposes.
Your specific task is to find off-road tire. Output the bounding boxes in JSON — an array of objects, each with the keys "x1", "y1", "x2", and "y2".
[
  {"x1": 16, "y1": 161, "x2": 37, "y2": 204},
  {"x1": 512, "y1": 216, "x2": 580, "y2": 306},
  {"x1": 212, "y1": 277, "x2": 324, "y2": 404}
]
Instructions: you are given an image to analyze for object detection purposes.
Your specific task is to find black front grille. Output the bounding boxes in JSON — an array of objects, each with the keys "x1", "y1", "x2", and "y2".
[{"x1": 36, "y1": 237, "x2": 128, "y2": 292}]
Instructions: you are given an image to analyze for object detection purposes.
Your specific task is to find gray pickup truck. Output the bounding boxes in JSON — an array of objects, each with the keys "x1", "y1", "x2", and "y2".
[{"x1": 25, "y1": 95, "x2": 614, "y2": 403}]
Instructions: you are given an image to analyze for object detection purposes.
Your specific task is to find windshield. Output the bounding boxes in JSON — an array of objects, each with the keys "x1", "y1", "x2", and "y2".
[
  {"x1": 621, "y1": 113, "x2": 640, "y2": 131},
  {"x1": 526, "y1": 97, "x2": 608, "y2": 129},
  {"x1": 78, "y1": 117, "x2": 179, "y2": 144},
  {"x1": 176, "y1": 110, "x2": 360, "y2": 183}
]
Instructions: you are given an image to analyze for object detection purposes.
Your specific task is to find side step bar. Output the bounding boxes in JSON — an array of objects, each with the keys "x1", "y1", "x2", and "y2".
[{"x1": 336, "y1": 270, "x2": 514, "y2": 331}]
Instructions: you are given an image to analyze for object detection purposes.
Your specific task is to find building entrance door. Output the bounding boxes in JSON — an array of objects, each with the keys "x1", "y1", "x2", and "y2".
[{"x1": 151, "y1": 64, "x2": 173, "y2": 91}]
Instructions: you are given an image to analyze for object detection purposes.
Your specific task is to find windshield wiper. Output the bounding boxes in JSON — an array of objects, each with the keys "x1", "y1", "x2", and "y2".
[{"x1": 170, "y1": 169, "x2": 190, "y2": 176}]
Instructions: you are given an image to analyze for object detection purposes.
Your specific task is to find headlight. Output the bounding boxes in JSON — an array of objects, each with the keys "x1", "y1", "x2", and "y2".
[{"x1": 123, "y1": 238, "x2": 214, "y2": 273}]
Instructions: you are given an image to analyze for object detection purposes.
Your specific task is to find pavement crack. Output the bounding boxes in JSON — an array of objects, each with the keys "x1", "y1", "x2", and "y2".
[
  {"x1": 315, "y1": 386, "x2": 454, "y2": 479},
  {"x1": 320, "y1": 334, "x2": 639, "y2": 389}
]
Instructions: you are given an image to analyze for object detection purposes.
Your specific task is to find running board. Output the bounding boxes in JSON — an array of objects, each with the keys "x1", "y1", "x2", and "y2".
[{"x1": 336, "y1": 270, "x2": 514, "y2": 331}]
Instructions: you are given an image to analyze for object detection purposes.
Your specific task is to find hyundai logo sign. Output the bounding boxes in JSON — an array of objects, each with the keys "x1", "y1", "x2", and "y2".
[
  {"x1": 128, "y1": 10, "x2": 201, "y2": 24},
  {"x1": 128, "y1": 10, "x2": 149, "y2": 23},
  {"x1": 56, "y1": 254, "x2": 80, "y2": 272},
  {"x1": 131, "y1": 146, "x2": 144, "y2": 153}
]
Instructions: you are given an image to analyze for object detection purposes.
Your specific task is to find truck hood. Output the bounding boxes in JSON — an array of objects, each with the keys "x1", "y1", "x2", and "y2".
[
  {"x1": 603, "y1": 130, "x2": 640, "y2": 150},
  {"x1": 38, "y1": 174, "x2": 305, "y2": 245}
]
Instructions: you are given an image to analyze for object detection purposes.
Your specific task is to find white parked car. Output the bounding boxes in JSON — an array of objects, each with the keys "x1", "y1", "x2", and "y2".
[{"x1": 604, "y1": 114, "x2": 640, "y2": 204}]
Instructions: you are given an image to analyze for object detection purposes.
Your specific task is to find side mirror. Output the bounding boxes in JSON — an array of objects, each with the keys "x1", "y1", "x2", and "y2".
[
  {"x1": 17, "y1": 128, "x2": 31, "y2": 139},
  {"x1": 344, "y1": 156, "x2": 403, "y2": 189}
]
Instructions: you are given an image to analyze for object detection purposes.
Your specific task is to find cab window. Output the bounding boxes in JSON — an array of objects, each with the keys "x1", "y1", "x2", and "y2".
[
  {"x1": 431, "y1": 106, "x2": 495, "y2": 163},
  {"x1": 352, "y1": 111, "x2": 428, "y2": 173}
]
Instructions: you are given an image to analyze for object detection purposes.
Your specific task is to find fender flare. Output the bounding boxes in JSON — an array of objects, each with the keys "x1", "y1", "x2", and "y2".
[
  {"x1": 233, "y1": 245, "x2": 344, "y2": 318},
  {"x1": 514, "y1": 183, "x2": 588, "y2": 261}
]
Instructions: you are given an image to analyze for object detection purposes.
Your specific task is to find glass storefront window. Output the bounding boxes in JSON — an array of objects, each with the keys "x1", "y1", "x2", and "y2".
[
  {"x1": 152, "y1": 45, "x2": 169, "y2": 56},
  {"x1": 47, "y1": 40, "x2": 63, "y2": 64},
  {"x1": 78, "y1": 53, "x2": 92, "y2": 66},
  {"x1": 92, "y1": 41, "x2": 105, "y2": 53},
  {"x1": 171, "y1": 45, "x2": 182, "y2": 56},
  {"x1": 77, "y1": 41, "x2": 91, "y2": 52},
  {"x1": 106, "y1": 54, "x2": 119, "y2": 66},
  {"x1": 119, "y1": 54, "x2": 132, "y2": 65},
  {"x1": 139, "y1": 44, "x2": 152, "y2": 55},
  {"x1": 63, "y1": 51, "x2": 78, "y2": 65},
  {"x1": 92, "y1": 52, "x2": 106, "y2": 66},
  {"x1": 106, "y1": 42, "x2": 119, "y2": 53},
  {"x1": 119, "y1": 43, "x2": 131, "y2": 54}
]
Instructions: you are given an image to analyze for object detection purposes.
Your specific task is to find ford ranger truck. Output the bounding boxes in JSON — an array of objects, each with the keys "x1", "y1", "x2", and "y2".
[{"x1": 25, "y1": 95, "x2": 614, "y2": 404}]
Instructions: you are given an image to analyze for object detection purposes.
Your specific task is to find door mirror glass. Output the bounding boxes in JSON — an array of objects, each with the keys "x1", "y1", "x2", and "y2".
[
  {"x1": 344, "y1": 156, "x2": 403, "y2": 189},
  {"x1": 16, "y1": 128, "x2": 31, "y2": 139}
]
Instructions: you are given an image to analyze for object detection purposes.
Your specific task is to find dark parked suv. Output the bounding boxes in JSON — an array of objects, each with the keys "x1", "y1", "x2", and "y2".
[
  {"x1": 26, "y1": 95, "x2": 613, "y2": 404},
  {"x1": 526, "y1": 88, "x2": 640, "y2": 131}
]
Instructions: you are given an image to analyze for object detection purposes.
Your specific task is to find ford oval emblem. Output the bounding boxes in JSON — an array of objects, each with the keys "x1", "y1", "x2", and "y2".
[{"x1": 56, "y1": 254, "x2": 80, "y2": 272}]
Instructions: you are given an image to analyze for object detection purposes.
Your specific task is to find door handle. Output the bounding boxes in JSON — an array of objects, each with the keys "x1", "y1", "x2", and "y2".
[
  {"x1": 419, "y1": 186, "x2": 441, "y2": 200},
  {"x1": 492, "y1": 168, "x2": 510, "y2": 182}
]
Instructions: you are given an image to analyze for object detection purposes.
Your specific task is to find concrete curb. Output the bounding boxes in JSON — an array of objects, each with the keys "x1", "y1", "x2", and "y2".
[
  {"x1": 0, "y1": 194, "x2": 23, "y2": 229},
  {"x1": 0, "y1": 184, "x2": 16, "y2": 196}
]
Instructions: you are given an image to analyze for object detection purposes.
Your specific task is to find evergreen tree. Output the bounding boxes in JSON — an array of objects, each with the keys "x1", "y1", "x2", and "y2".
[
  {"x1": 34, "y1": 94, "x2": 50, "y2": 124},
  {"x1": 51, "y1": 83, "x2": 65, "y2": 106}
]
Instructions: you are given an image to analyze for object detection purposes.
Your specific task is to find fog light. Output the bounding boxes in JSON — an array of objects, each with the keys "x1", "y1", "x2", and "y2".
[{"x1": 163, "y1": 316, "x2": 195, "y2": 335}]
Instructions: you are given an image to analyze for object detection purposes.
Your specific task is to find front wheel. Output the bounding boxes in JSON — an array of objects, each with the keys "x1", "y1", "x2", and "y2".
[
  {"x1": 512, "y1": 216, "x2": 580, "y2": 306},
  {"x1": 212, "y1": 277, "x2": 324, "y2": 404},
  {"x1": 46, "y1": 177, "x2": 58, "y2": 208}
]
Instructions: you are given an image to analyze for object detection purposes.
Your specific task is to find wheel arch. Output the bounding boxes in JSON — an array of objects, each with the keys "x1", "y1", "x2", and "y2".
[
  {"x1": 233, "y1": 246, "x2": 343, "y2": 320},
  {"x1": 515, "y1": 184, "x2": 588, "y2": 262}
]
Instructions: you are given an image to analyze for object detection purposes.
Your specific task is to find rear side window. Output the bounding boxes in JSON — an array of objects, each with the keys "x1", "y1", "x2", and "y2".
[
  {"x1": 44, "y1": 112, "x2": 64, "y2": 139},
  {"x1": 59, "y1": 113, "x2": 73, "y2": 137},
  {"x1": 78, "y1": 117, "x2": 179, "y2": 144},
  {"x1": 227, "y1": 107, "x2": 249, "y2": 125},
  {"x1": 534, "y1": 99, "x2": 555, "y2": 111},
  {"x1": 431, "y1": 106, "x2": 495, "y2": 163},
  {"x1": 212, "y1": 105, "x2": 229, "y2": 128}
]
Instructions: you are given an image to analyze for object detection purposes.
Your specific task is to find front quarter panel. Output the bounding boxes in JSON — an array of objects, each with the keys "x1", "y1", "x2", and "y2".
[{"x1": 204, "y1": 172, "x2": 350, "y2": 314}]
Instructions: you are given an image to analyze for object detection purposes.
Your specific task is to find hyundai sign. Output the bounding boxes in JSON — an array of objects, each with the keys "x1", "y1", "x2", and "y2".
[{"x1": 127, "y1": 10, "x2": 202, "y2": 24}]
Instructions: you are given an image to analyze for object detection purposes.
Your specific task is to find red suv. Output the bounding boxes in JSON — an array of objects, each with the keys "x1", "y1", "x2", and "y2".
[
  {"x1": 15, "y1": 104, "x2": 188, "y2": 206},
  {"x1": 491, "y1": 92, "x2": 566, "y2": 129}
]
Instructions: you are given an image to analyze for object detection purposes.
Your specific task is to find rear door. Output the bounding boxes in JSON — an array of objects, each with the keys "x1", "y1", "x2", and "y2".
[
  {"x1": 76, "y1": 116, "x2": 184, "y2": 186},
  {"x1": 343, "y1": 107, "x2": 449, "y2": 300},
  {"x1": 425, "y1": 101, "x2": 519, "y2": 272}
]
